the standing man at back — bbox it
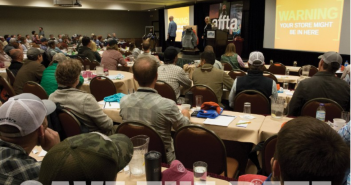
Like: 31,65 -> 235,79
192,51 -> 233,107
120,56 -> 190,164
167,16 -> 177,46
289,51 -> 350,116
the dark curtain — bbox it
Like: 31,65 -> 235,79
247,0 -> 265,53
158,9 -> 166,51
194,3 -> 210,51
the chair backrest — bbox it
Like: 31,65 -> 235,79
116,121 -> 168,163
23,81 -> 49,99
90,76 -> 117,101
268,63 -> 286,75
233,90 -> 270,114
58,109 -> 81,138
298,65 -> 319,77
6,68 -> 15,86
82,57 -> 91,70
263,71 -> 278,84
0,76 -> 16,103
90,61 -> 100,70
301,98 -> 344,122
228,70 -> 246,81
222,62 -> 233,71
154,80 -> 177,102
174,125 -> 228,176
261,135 -> 277,176
186,85 -> 218,107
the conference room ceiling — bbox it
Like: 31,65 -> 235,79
0,0 -> 222,10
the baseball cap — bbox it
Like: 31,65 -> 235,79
108,39 -> 117,46
248,51 -> 265,66
164,46 -> 180,62
0,93 -> 56,137
52,53 -> 68,63
40,38 -> 48,42
162,160 -> 194,185
38,132 -> 133,184
27,47 -> 45,57
318,51 -> 342,65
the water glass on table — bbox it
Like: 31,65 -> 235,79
243,102 -> 251,114
193,161 -> 207,182
195,95 -> 203,111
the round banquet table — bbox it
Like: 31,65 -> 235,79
79,70 -> 139,94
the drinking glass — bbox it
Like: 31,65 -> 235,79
301,65 -> 311,77
195,95 -> 203,111
283,82 -> 289,90
243,102 -> 251,114
193,161 -> 207,182
85,65 -> 90,71
341,111 -> 350,123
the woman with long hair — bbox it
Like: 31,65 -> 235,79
220,43 -> 245,70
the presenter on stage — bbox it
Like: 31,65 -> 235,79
167,16 -> 177,46
202,16 -> 212,49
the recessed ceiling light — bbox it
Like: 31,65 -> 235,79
128,10 -> 130,11
148,10 -> 150,11
155,9 -> 157,10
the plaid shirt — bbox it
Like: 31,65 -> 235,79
158,64 -> 192,99
120,87 -> 190,163
0,140 -> 41,185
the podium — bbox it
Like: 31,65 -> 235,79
206,29 -> 228,59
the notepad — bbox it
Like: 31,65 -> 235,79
203,115 -> 236,127
103,102 -> 120,109
38,150 -> 47,157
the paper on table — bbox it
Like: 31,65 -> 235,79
39,150 -> 47,157
103,102 -> 120,109
236,120 -> 250,128
240,114 -> 255,120
285,92 -> 294,96
203,115 -> 236,127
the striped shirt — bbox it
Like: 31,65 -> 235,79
0,140 -> 41,185
158,64 -> 192,99
120,87 -> 190,163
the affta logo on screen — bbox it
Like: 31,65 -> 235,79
21,180 -> 336,185
212,15 -> 239,30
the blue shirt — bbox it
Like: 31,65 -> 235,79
168,21 -> 177,37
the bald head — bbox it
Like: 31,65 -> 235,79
132,56 -> 158,87
10,49 -> 23,61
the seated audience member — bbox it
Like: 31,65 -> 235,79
16,34 -> 21,41
0,93 -> 60,185
26,35 -> 32,44
49,59 -> 114,135
120,56 -> 190,163
341,65 -> 350,84
13,48 -> 45,94
137,41 -> 161,66
57,34 -> 62,43
0,42 -> 11,68
221,43 -> 245,69
38,132 -> 133,185
89,40 -> 101,63
129,42 -> 141,61
41,53 -> 83,95
46,41 -> 58,60
4,38 -> 18,55
1,36 -> 8,47
39,38 -> 48,51
229,51 -> 277,108
97,35 -> 104,48
33,34 -> 41,44
158,46 -> 192,100
192,51 -> 233,107
203,45 -> 223,70
9,49 -> 24,76
31,31 -> 36,41
269,117 -> 349,184
101,40 -> 126,70
289,52 -> 350,116
19,37 -> 28,53
77,36 -> 97,62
